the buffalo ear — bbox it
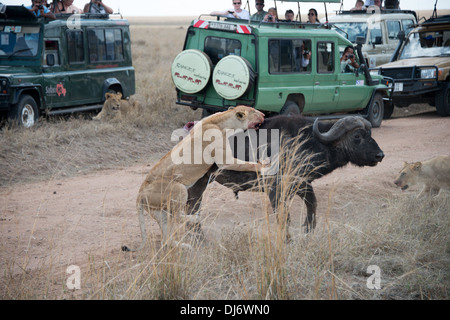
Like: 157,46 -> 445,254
412,162 -> 422,171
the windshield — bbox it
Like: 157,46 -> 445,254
0,25 -> 41,57
399,30 -> 450,59
333,22 -> 368,43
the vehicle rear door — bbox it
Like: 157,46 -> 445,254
42,38 -> 68,108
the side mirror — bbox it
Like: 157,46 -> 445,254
46,53 -> 55,66
374,36 -> 382,45
397,30 -> 405,42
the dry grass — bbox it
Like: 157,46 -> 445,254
0,20 -> 449,301
2,187 -> 447,300
0,25 -> 201,187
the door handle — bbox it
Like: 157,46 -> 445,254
315,82 -> 320,85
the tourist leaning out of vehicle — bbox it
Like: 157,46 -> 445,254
307,8 -> 320,24
250,0 -> 267,21
340,46 -> 360,73
84,0 -> 113,14
285,9 -> 295,22
27,0 -> 56,19
263,7 -> 278,23
211,1 -> 250,20
53,0 -> 82,14
351,0 -> 365,11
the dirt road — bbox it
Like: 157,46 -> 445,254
1,111 -> 449,296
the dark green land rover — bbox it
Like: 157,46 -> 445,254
0,5 -> 135,127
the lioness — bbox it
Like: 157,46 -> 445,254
93,92 -> 138,121
394,155 -> 450,197
124,106 -> 266,251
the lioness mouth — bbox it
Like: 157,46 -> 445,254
248,121 -> 262,130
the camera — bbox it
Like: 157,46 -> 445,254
303,49 -> 310,57
347,54 -> 354,59
38,5 -> 44,9
268,15 -> 273,21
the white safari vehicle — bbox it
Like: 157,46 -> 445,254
328,6 -> 417,67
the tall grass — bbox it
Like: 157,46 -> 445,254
1,182 -> 448,299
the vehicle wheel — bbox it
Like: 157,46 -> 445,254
366,93 -> 384,128
383,103 -> 394,119
280,101 -> 301,116
435,83 -> 450,116
212,55 -> 255,100
8,94 -> 39,128
172,49 -> 212,94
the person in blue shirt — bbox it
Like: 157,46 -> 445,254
27,0 -> 56,19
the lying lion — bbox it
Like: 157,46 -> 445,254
123,106 -> 266,251
93,92 -> 139,121
394,155 -> 450,197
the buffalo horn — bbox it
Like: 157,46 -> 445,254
313,116 -> 371,143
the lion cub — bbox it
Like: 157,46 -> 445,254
125,106 -> 266,251
93,92 -> 138,121
394,155 -> 450,197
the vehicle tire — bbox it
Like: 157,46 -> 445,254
435,83 -> 450,116
280,101 -> 301,116
366,93 -> 384,128
212,55 -> 255,100
8,94 -> 39,128
383,103 -> 394,119
172,49 -> 212,94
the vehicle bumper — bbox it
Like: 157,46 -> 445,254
374,65 -> 440,98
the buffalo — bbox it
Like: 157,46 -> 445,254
186,115 -> 384,239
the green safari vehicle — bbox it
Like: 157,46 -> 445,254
171,0 -> 393,127
0,5 -> 135,127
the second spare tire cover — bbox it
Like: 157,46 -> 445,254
171,49 -> 212,94
212,55 -> 255,100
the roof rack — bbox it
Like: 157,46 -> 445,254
422,14 -> 450,25
54,13 -> 111,20
197,14 -> 330,30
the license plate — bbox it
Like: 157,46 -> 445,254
394,82 -> 403,92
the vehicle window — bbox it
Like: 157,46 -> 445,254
44,40 -> 59,66
204,36 -> 241,65
317,42 -> 334,73
268,39 -> 312,74
369,23 -> 382,44
399,31 -> 450,59
67,30 -> 84,64
387,20 -> 401,39
0,25 -> 40,57
401,19 -> 415,35
333,22 -> 368,43
88,28 -> 124,63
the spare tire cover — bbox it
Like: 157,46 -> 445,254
212,55 -> 255,100
171,49 -> 212,94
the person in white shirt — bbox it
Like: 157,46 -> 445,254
211,0 -> 250,20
